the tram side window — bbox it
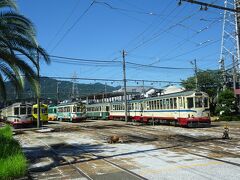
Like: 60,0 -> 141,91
183,97 -> 186,108
154,101 -> 157,110
160,100 -> 163,109
178,97 -> 182,108
162,99 -> 165,109
33,108 -> 37,114
195,97 -> 203,108
156,100 -> 160,109
20,107 -> 26,115
187,98 -> 194,108
170,99 -> 173,109
173,98 -> 177,109
166,99 -> 170,109
14,107 -> 19,115
204,97 -> 209,107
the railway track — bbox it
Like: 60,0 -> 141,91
19,134 -> 93,180
19,131 -> 147,180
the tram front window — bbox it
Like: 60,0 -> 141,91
20,107 -> 26,115
195,97 -> 203,108
42,108 -> 47,114
27,107 -> 32,115
73,106 -> 81,112
187,98 -> 194,108
14,107 -> 19,115
204,97 -> 209,108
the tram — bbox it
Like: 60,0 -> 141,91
57,102 -> 86,122
108,91 -> 211,127
32,104 -> 48,123
86,103 -> 110,120
0,103 -> 33,126
48,105 -> 58,121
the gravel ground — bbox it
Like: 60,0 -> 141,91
13,120 -> 240,180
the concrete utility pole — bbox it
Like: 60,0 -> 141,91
57,82 -> 60,103
36,50 -> 41,128
122,50 -> 128,123
232,55 -> 237,97
142,80 -> 145,95
191,59 -> 198,91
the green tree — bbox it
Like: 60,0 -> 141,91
0,0 -> 49,100
181,70 -> 222,114
216,89 -> 236,116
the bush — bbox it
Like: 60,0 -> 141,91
0,125 -> 27,179
218,116 -> 240,121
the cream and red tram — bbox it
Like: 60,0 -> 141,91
109,91 -> 210,127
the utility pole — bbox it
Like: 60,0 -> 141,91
36,50 -> 41,128
57,82 -> 60,103
142,80 -> 145,96
232,55 -> 237,97
191,59 -> 198,91
122,50 -> 128,123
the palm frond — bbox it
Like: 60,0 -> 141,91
0,0 -> 17,11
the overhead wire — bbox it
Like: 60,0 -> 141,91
40,75 -> 182,84
46,0 -> 81,51
50,1 -> 95,53
47,54 -> 193,70
124,1 -> 179,50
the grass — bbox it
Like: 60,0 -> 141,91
0,125 -> 27,179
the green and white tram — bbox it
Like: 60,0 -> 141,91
57,102 -> 86,122
86,103 -> 110,120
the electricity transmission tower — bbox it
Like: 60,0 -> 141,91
220,0 -> 240,90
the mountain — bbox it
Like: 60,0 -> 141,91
1,77 -> 120,102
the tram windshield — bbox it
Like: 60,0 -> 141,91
73,106 -> 81,112
187,96 -> 209,108
42,108 -> 47,114
14,107 -> 19,115
195,97 -> 203,108
20,107 -> 26,115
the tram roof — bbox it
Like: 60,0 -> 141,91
111,90 -> 208,104
83,92 -> 138,100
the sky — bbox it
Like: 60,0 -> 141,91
17,0 -> 224,88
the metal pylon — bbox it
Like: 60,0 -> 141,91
220,0 -> 240,89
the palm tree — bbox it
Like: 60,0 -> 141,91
0,0 -> 50,99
